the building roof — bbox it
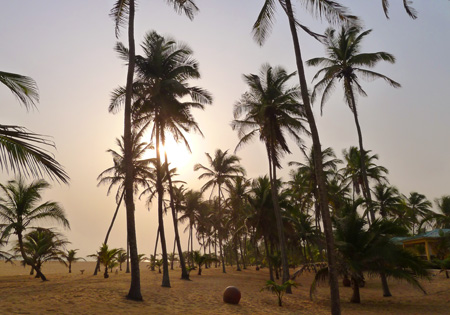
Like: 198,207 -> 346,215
396,229 -> 450,244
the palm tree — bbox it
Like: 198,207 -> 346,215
329,209 -> 428,303
15,228 -> 68,279
252,3 -> 357,312
342,147 -> 389,204
0,178 -> 69,281
178,190 -> 204,267
0,71 -> 69,184
430,196 -> 450,229
402,192 -> 433,235
307,26 -> 400,222
232,63 -> 308,288
194,149 -> 245,273
97,244 -> 121,279
109,0 -> 199,299
193,251 -> 219,275
372,183 -> 402,219
63,249 -> 86,273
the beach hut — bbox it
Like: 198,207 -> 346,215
394,229 -> 450,261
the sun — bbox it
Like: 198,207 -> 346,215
158,137 -> 191,169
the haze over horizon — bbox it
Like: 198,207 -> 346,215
1,1 -> 449,259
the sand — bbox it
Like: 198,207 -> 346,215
1,261 -> 450,314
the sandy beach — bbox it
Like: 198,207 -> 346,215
1,261 -> 450,314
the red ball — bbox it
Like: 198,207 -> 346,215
223,286 -> 241,304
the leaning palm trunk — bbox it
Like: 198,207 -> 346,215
284,0 -> 340,313
348,82 -> 392,296
267,147 -> 291,292
121,0 -> 142,300
155,123 -> 170,287
17,233 -> 47,281
163,150 -> 190,280
94,190 -> 125,275
347,83 -> 374,222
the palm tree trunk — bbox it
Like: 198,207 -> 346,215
163,150 -> 190,280
350,276 -> 361,303
347,81 -> 375,222
263,233 -> 274,281
267,146 -> 291,292
217,184 -> 226,273
380,271 -> 392,297
152,226 -> 160,271
94,190 -> 125,275
122,0 -> 142,301
155,123 -> 170,288
284,1 -> 340,313
240,237 -> 247,269
234,236 -> 241,271
126,239 -> 130,273
18,232 -> 47,281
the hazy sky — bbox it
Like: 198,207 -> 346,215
1,1 -> 449,259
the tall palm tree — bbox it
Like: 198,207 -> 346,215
372,183 -> 402,219
252,3 -> 357,312
111,30 -> 211,285
429,196 -> 450,229
0,71 -> 69,184
307,26 -> 400,222
0,178 -> 69,281
96,131 -> 153,275
63,249 -> 86,273
341,146 -> 389,203
232,63 -> 308,287
194,149 -> 245,273
109,0 -> 199,299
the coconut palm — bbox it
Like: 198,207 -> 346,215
307,26 -> 400,223
342,146 -> 389,204
109,0 -> 199,299
194,149 -> 245,273
311,207 -> 429,303
111,30 -> 211,285
428,196 -> 450,229
0,178 -> 69,281
372,183 -> 402,219
63,249 -> 85,273
96,244 -> 121,279
15,228 -> 68,279
232,63 -> 309,288
96,130 -> 153,275
252,3 -> 356,311
193,251 -> 219,275
0,71 -> 68,184
402,192 -> 433,235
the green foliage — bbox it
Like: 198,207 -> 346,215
261,280 -> 298,306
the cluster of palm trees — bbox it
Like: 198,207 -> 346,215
103,1 -> 435,312
0,0 -> 433,314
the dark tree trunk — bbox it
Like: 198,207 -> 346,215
155,123 -> 170,288
234,237 -> 241,271
152,225 -> 160,271
263,234 -> 274,281
163,150 -> 190,280
122,0 -> 142,301
126,240 -> 130,273
240,238 -> 247,269
350,277 -> 361,303
18,232 -> 47,281
380,272 -> 392,297
95,190 -> 125,276
267,148 -> 291,292
284,1 -> 341,313
347,81 -> 375,222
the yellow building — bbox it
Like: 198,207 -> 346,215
393,229 -> 450,261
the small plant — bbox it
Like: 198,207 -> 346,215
261,280 -> 297,306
